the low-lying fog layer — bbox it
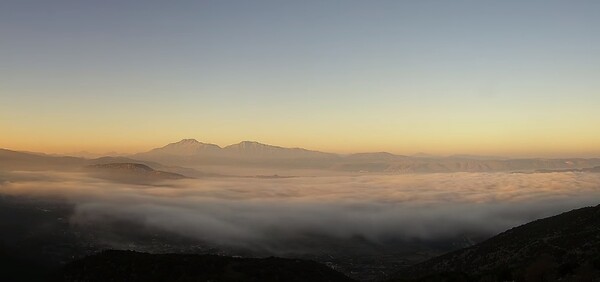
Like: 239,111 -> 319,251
1,171 -> 600,254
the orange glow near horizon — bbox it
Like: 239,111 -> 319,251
2,125 -> 599,158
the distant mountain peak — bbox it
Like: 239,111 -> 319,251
162,139 -> 221,149
224,141 -> 288,154
230,140 -> 277,148
169,139 -> 217,147
133,139 -> 222,158
177,138 -> 200,144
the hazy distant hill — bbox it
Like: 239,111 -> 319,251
88,156 -> 212,178
0,149 -> 210,177
57,250 -> 355,282
86,163 -> 188,182
532,166 -> 600,174
346,152 -> 408,161
372,158 -> 600,173
0,149 -> 85,170
387,204 -> 600,282
56,151 -> 124,159
333,156 -> 600,173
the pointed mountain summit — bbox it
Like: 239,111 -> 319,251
225,141 -> 301,154
144,139 -> 222,156
130,139 -> 224,166
224,141 -> 277,152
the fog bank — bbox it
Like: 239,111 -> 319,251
1,171 -> 599,254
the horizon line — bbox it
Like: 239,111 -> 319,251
2,138 -> 600,160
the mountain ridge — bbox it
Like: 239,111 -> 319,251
4,144 -> 600,173
386,204 -> 600,281
132,139 -> 339,167
138,139 -> 334,156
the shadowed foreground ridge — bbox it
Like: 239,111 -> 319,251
57,250 -> 355,282
387,204 -> 600,282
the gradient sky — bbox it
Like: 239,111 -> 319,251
1,0 -> 599,157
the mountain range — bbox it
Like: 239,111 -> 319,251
3,139 -> 600,173
132,139 -> 338,168
132,139 -> 600,172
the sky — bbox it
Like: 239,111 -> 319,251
1,0 -> 599,157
